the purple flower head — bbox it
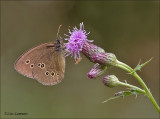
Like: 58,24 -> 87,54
82,42 -> 105,63
65,22 -> 93,60
88,63 -> 107,79
93,52 -> 117,66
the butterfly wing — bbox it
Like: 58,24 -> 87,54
33,51 -> 65,85
14,42 -> 54,78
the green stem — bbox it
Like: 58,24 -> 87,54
118,81 -> 146,94
116,60 -> 160,113
133,73 -> 160,113
116,60 -> 133,72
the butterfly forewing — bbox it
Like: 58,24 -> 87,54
14,39 -> 65,86
14,42 -> 53,78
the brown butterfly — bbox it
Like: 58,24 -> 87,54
14,26 -> 65,86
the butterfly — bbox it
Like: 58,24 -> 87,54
14,25 -> 65,86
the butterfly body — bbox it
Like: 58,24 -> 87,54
14,37 -> 65,86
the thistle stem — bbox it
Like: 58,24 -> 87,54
116,60 -> 160,113
118,81 -> 146,94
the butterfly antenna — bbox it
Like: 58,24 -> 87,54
57,24 -> 62,37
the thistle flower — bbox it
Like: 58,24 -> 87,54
102,75 -> 120,88
93,52 -> 117,66
82,42 -> 105,63
88,63 -> 107,79
65,22 -> 93,60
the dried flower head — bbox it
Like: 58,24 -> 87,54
65,22 -> 93,60
114,91 -> 124,96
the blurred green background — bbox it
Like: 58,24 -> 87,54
1,1 -> 159,118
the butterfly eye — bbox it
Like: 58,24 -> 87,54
45,71 -> 49,76
30,64 -> 34,68
40,63 -> 45,69
50,72 -> 55,77
25,59 -> 30,64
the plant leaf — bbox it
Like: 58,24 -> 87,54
102,89 -> 143,103
130,88 -> 144,95
130,58 -> 153,74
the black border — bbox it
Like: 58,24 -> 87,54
0,0 -> 159,119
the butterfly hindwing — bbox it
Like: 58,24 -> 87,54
33,51 -> 65,85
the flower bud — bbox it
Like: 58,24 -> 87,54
82,42 -> 105,62
88,63 -> 107,79
114,91 -> 124,96
93,53 -> 117,66
102,75 -> 120,88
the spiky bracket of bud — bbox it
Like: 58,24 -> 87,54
129,58 -> 153,74
102,89 -> 144,103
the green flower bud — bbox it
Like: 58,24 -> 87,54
102,75 -> 120,88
